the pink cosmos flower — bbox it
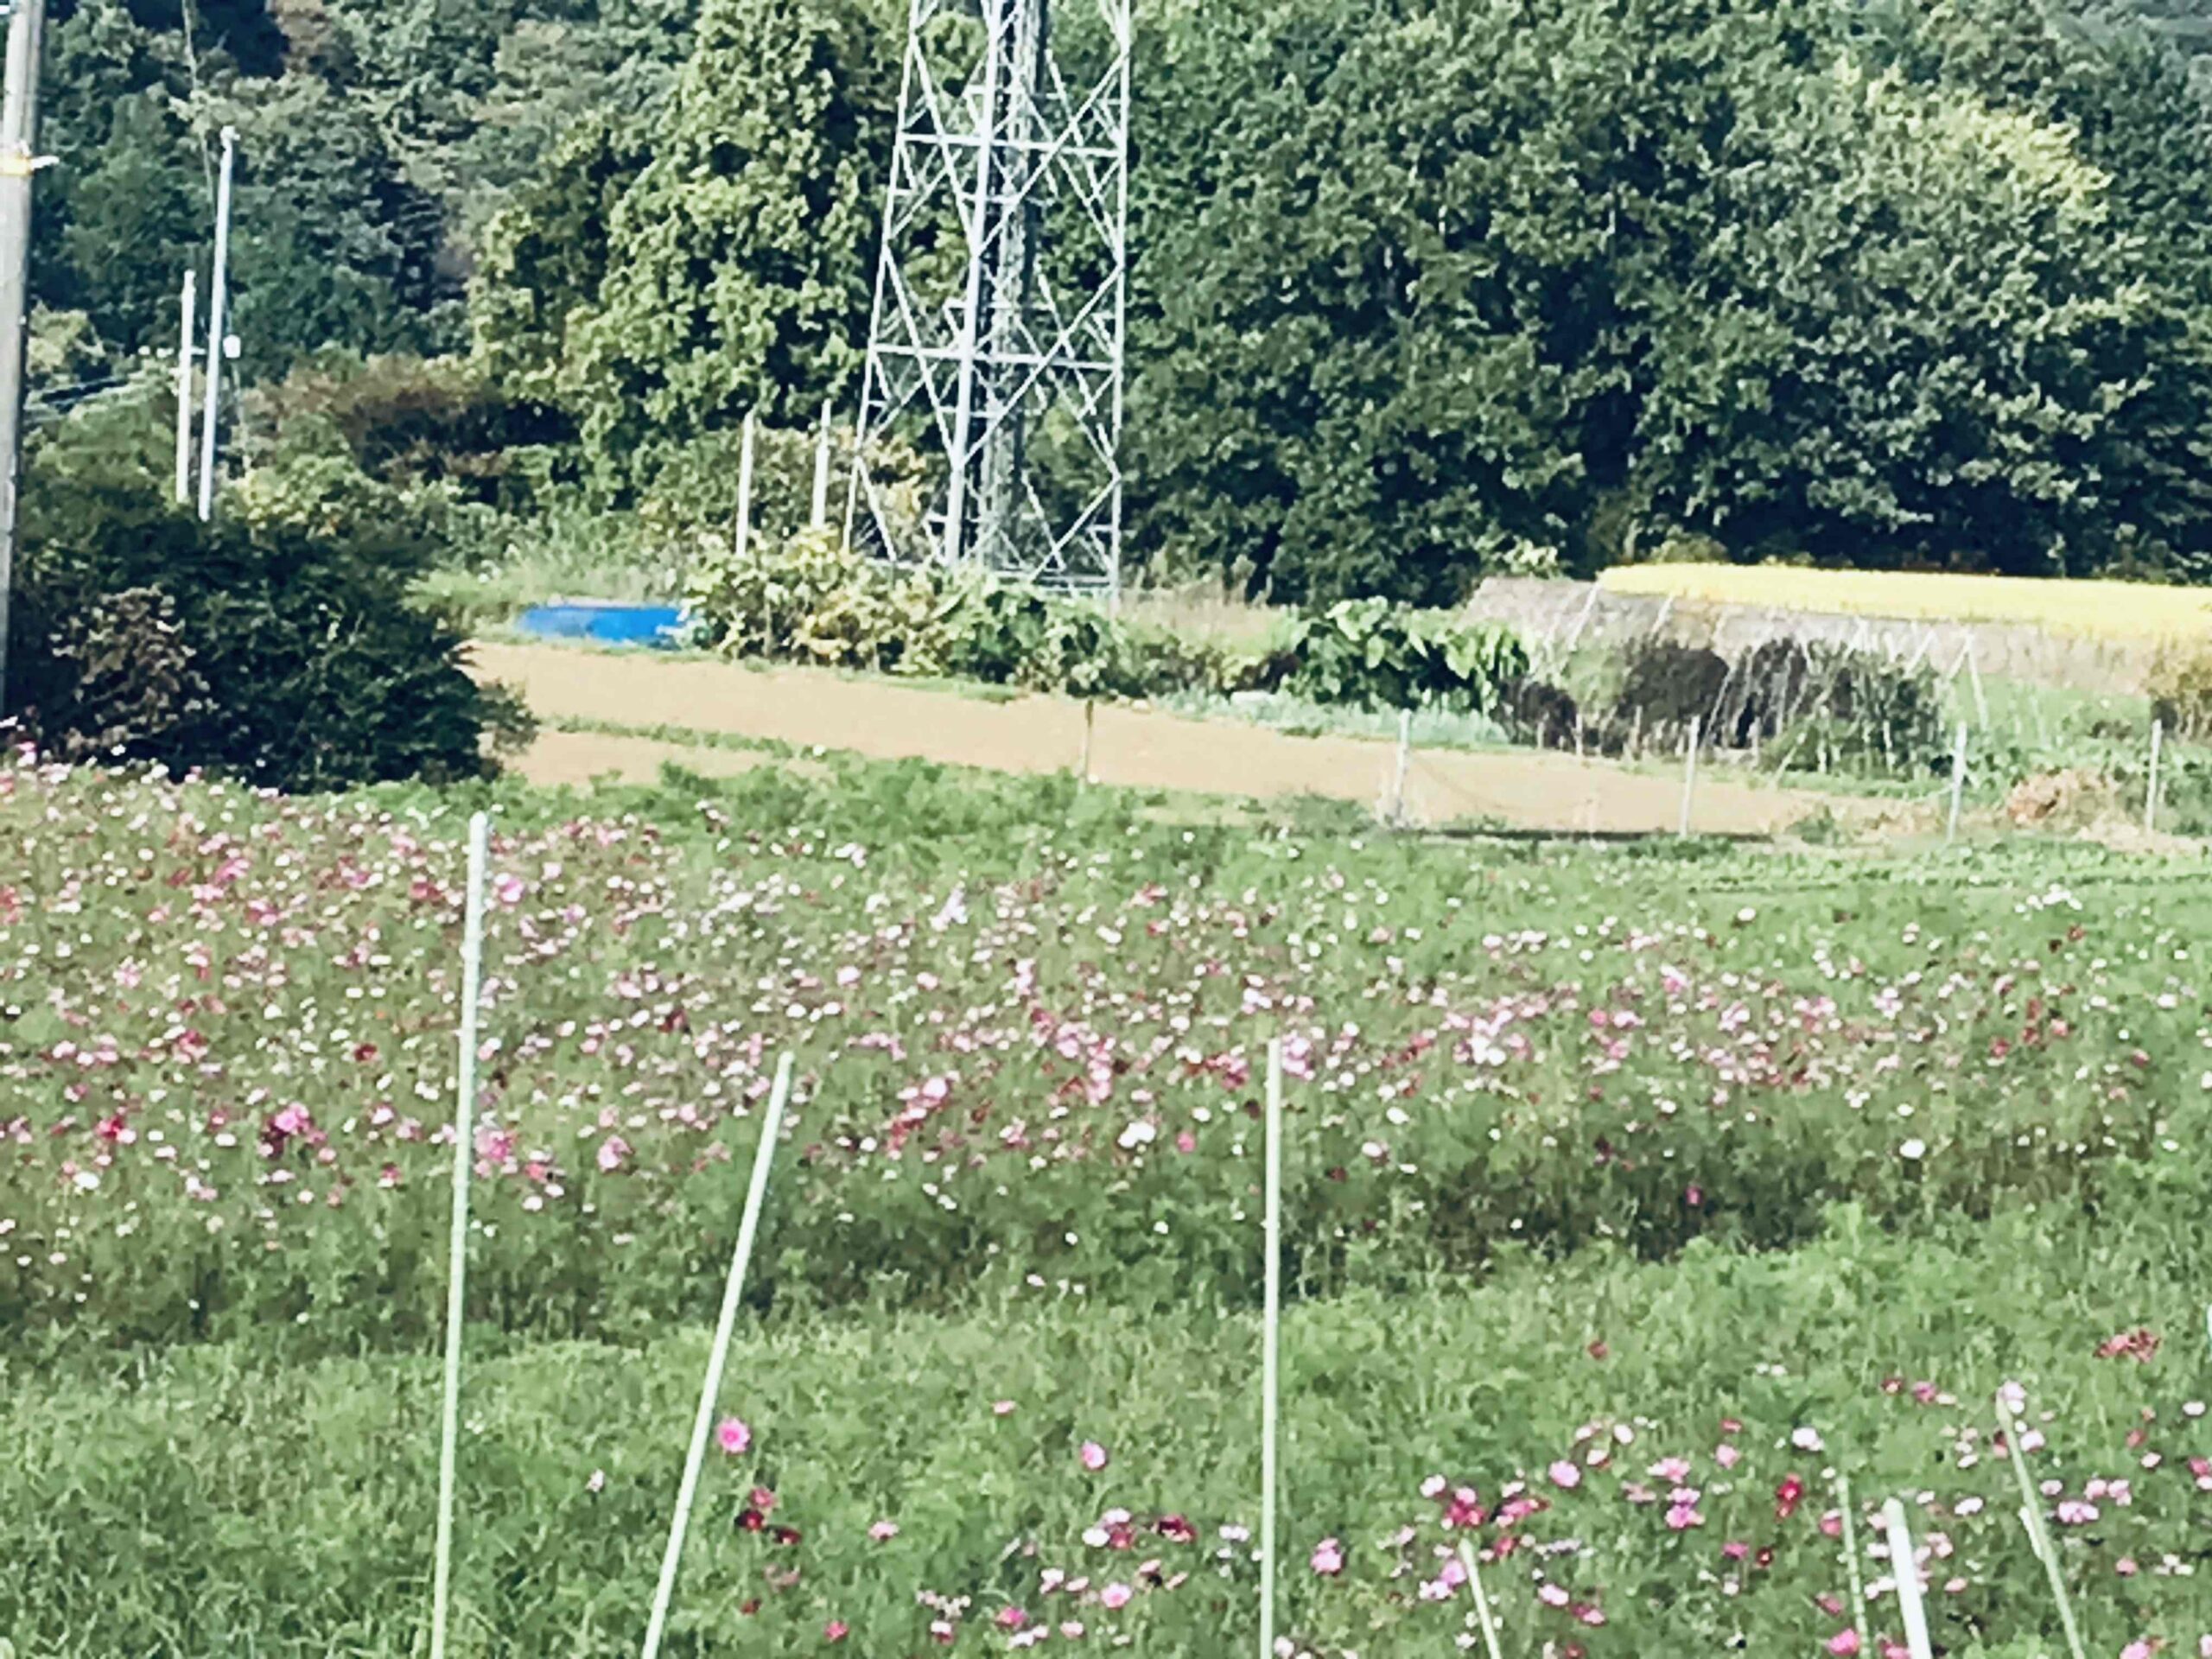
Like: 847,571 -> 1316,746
1548,1460 -> 1581,1490
1079,1440 -> 1109,1472
2121,1643 -> 2152,1659
824,1623 -> 849,1642
1826,1631 -> 1861,1657
1100,1583 -> 1132,1611
715,1417 -> 752,1455
1665,1503 -> 1704,1530
869,1520 -> 899,1541
596,1135 -> 631,1173
1310,1538 -> 1344,1575
994,1400 -> 1017,1416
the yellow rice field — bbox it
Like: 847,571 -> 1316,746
1599,563 -> 2212,643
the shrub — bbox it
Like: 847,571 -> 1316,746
1281,599 -> 1527,713
1614,637 -> 1730,738
8,401 -> 530,788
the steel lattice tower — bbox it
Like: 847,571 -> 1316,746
846,0 -> 1130,597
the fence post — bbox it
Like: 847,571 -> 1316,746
2146,717 -> 2163,834
1946,722 -> 1968,846
1677,715 -> 1700,837
1964,637 -> 1989,728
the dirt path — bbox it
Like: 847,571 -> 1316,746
476,641 -> 1834,836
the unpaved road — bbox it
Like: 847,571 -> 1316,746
475,641 -> 1833,836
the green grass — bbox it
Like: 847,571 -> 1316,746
12,1208 -> 2212,1656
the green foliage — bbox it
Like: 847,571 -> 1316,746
6,402 -> 529,789
1281,599 -> 1528,714
522,0 -> 895,493
684,535 -> 1523,708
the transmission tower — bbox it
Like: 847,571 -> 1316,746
847,0 -> 1130,597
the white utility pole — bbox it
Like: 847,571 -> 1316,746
0,0 -> 48,712
174,267 -> 197,504
195,125 -> 237,523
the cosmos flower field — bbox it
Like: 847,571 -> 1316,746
5,748 -> 2212,1656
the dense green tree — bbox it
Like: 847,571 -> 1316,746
551,0 -> 894,493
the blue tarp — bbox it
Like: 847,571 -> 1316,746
516,603 -> 686,647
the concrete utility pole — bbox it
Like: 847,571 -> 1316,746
0,0 -> 48,714
196,124 -> 236,524
174,267 -> 197,504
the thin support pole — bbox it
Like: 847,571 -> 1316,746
1996,1390 -> 2089,1659
1258,1039 -> 1284,1659
809,397 -> 832,531
734,410 -> 756,561
1836,1475 -> 1871,1650
1456,1540 -> 1504,1659
1389,709 -> 1412,828
1882,1499 -> 1934,1659
429,810 -> 492,1659
1964,637 -> 1989,728
1677,715 -> 1700,837
196,125 -> 237,523
2145,718 -> 2163,834
1078,697 -> 1095,788
640,1052 -> 796,1659
0,0 -> 46,715
1946,721 -> 1967,846
174,269 -> 197,504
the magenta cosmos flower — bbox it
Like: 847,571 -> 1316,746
716,1417 -> 752,1455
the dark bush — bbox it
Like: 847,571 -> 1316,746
1615,638 -> 1730,737
1504,678 -> 1580,749
7,403 -> 529,789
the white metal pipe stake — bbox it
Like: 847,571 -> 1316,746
1456,1540 -> 1503,1659
640,1052 -> 796,1659
1258,1038 -> 1284,1659
734,410 -> 756,561
1996,1390 -> 2089,1659
1677,715 -> 1700,837
173,268 -> 196,505
429,810 -> 491,1659
2146,718 -> 2164,834
196,126 -> 237,523
810,397 -> 833,530
1946,721 -> 1967,846
1881,1499 -> 1935,1659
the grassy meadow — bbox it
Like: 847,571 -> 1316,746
3,749 -> 2212,1656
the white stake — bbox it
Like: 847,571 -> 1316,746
1456,1540 -> 1503,1659
173,268 -> 196,505
196,126 -> 237,523
1996,1389 -> 2089,1659
734,410 -> 756,560
1836,1475 -> 1871,1649
1258,1038 -> 1284,1659
640,1052 -> 796,1659
429,810 -> 491,1659
1677,715 -> 1700,837
1078,697 -> 1095,788
1946,721 -> 1967,846
2145,718 -> 2163,834
810,398 -> 833,531
1881,1499 -> 1935,1659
